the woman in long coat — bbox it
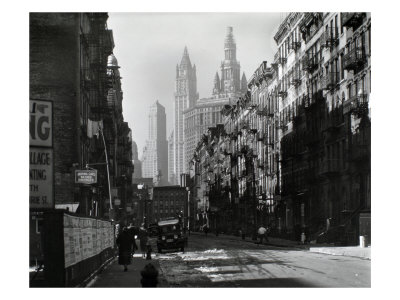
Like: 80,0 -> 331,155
116,227 -> 135,271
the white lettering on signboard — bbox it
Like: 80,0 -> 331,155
30,148 -> 53,208
75,170 -> 97,184
30,100 -> 52,147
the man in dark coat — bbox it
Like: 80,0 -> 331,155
116,227 -> 135,271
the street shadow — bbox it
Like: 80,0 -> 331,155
172,277 -> 319,288
210,277 -> 319,287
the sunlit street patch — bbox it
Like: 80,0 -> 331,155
177,249 -> 230,261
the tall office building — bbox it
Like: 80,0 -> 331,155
172,47 -> 199,184
132,140 -> 142,179
183,27 -> 247,173
167,131 -> 175,184
142,101 -> 168,185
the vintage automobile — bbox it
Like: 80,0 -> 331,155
156,218 -> 186,253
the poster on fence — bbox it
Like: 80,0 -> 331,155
63,214 -> 114,268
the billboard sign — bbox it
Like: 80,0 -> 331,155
30,100 -> 52,147
30,148 -> 53,209
75,170 -> 97,184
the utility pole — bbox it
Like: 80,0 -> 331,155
98,127 -> 113,213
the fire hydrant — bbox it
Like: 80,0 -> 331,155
140,263 -> 159,287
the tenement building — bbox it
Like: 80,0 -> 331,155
189,13 -> 371,246
30,13 -> 133,218
30,13 -> 133,265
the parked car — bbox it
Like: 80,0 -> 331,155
157,219 -> 186,253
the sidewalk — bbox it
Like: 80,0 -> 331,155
191,231 -> 371,260
86,253 -> 169,287
309,246 -> 371,259
191,231 -> 307,248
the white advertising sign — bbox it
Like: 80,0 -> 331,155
30,148 -> 53,209
30,100 -> 52,147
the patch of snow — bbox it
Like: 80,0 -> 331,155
177,249 -> 229,261
204,249 -> 225,254
195,266 -> 219,273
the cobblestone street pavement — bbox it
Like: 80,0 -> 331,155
156,234 -> 370,287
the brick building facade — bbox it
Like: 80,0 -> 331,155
189,13 -> 371,245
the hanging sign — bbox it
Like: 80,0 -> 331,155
75,170 -> 97,184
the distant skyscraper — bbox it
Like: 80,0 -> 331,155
132,140 -> 142,179
142,101 -> 168,185
183,27 -> 247,172
172,47 -> 199,184
167,130 -> 175,184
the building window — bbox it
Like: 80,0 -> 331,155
340,53 -> 344,80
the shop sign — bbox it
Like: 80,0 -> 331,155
30,100 -> 52,147
30,148 -> 53,209
75,170 -> 97,184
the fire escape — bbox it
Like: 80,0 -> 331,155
320,27 -> 339,50
343,46 -> 366,73
341,13 -> 366,31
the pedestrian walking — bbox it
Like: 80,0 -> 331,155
257,225 -> 269,245
116,227 -> 135,272
138,224 -> 148,258
127,223 -> 138,253
204,225 -> 209,237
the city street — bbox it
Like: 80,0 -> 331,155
28,12 -> 372,289
89,233 -> 370,288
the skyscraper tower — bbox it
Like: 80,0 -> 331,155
220,26 -> 242,94
142,101 -> 168,185
172,47 -> 199,184
183,27 -> 247,175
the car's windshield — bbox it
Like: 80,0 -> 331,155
160,224 -> 180,233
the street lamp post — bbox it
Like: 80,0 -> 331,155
98,127 -> 113,215
186,187 -> 190,232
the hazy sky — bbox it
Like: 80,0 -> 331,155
107,13 -> 285,155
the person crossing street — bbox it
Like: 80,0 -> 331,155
257,225 -> 269,245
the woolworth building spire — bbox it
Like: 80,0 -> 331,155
172,46 -> 199,184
